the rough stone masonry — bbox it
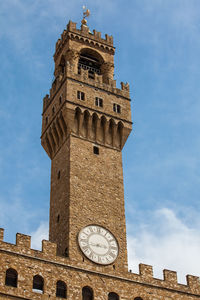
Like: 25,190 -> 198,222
0,20 -> 200,300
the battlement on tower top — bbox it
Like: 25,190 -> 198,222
54,20 -> 114,60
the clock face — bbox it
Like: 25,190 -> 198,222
78,225 -> 119,265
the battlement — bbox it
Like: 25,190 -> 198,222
1,228 -> 200,295
54,20 -> 114,60
0,228 -> 58,260
130,264 -> 200,294
43,67 -> 130,113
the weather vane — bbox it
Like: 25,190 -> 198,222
82,5 -> 90,26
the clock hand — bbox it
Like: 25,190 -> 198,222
89,242 -> 108,249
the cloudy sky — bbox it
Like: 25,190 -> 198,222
1,0 -> 200,284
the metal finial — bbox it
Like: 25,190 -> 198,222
82,6 -> 90,26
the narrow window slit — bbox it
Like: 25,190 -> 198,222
93,146 -> 99,155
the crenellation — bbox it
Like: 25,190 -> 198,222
0,229 -> 4,241
106,78 -> 116,88
42,69 -> 130,119
54,20 -> 114,60
121,82 -> 130,92
55,38 -> 61,52
81,24 -> 90,34
186,275 -> 200,292
105,34 -> 113,44
163,269 -> 178,285
61,29 -> 67,40
66,20 -> 113,46
66,67 -> 130,99
0,229 -> 200,297
42,240 -> 57,258
93,30 -> 101,40
139,264 -> 153,280
16,233 -> 31,250
67,20 -> 77,32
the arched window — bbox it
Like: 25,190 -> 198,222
56,280 -> 67,298
108,292 -> 119,300
5,268 -> 18,287
82,286 -> 93,300
33,275 -> 44,293
78,49 -> 103,79
134,298 -> 143,300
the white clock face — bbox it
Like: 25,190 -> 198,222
78,225 -> 119,265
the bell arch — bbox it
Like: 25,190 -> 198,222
78,48 -> 104,79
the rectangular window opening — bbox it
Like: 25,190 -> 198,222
95,97 -> 103,108
77,91 -> 85,101
93,146 -> 99,155
113,103 -> 121,113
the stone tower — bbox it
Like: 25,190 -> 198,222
1,18 -> 200,300
41,20 -> 132,273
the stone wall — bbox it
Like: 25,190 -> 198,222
0,230 -> 200,299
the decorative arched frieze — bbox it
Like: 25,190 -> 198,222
59,112 -> 68,136
115,121 -> 124,149
71,106 -> 125,150
49,127 -> 56,153
52,123 -> 60,147
91,113 -> 98,141
56,117 -> 64,141
45,133 -> 52,158
82,110 -> 90,138
73,107 -> 82,135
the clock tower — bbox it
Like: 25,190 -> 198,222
41,20 -> 132,274
1,13 -> 200,300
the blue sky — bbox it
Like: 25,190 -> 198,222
1,0 -> 200,283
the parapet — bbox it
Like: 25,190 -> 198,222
127,263 -> 200,293
139,263 -> 153,279
0,229 -> 58,260
138,264 -> 179,286
48,66 -> 129,99
0,229 -> 200,294
54,20 -> 114,60
16,233 -> 31,249
43,67 -> 130,114
67,20 -> 113,45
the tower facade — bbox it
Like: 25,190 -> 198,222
41,20 -> 132,273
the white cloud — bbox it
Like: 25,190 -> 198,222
31,222 -> 49,250
127,208 -> 200,283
